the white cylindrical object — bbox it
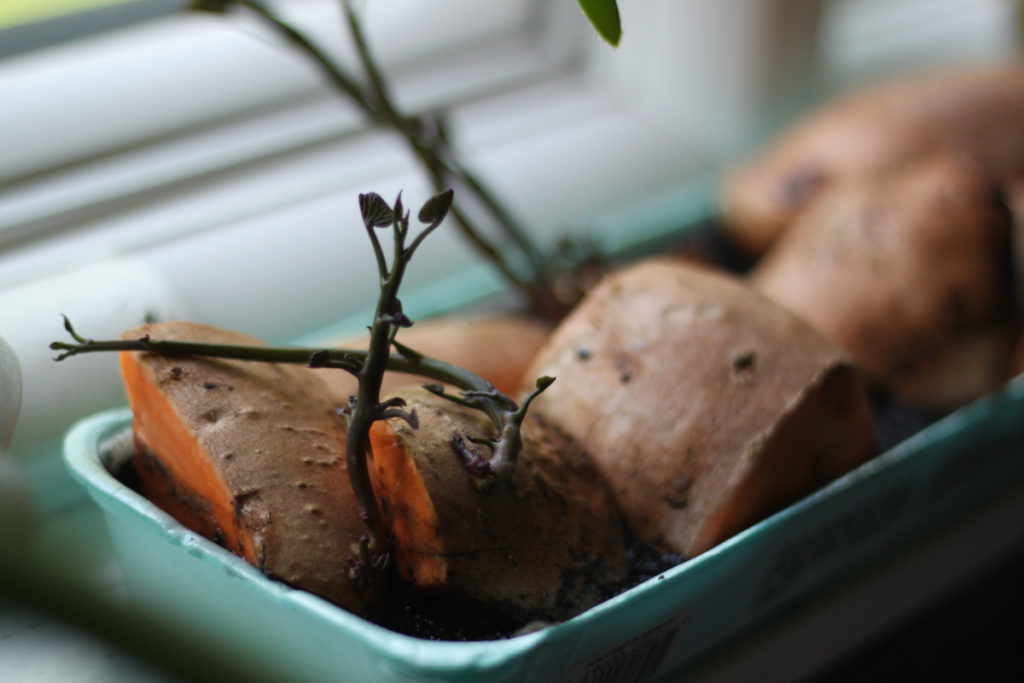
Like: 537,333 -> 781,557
1,257 -> 191,461
591,0 -> 826,157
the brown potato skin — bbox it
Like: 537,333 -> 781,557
1004,177 -> 1024,379
319,313 -> 551,404
520,259 -> 876,557
370,387 -> 628,622
751,156 -> 1015,411
721,66 -> 1024,255
1008,177 -> 1024,325
121,322 -> 368,615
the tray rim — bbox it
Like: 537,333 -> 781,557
62,372 -> 1024,676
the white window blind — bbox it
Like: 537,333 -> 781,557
822,0 -> 1020,84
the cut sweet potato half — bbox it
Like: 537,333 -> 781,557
521,259 -> 877,557
751,155 -> 1015,411
721,66 -> 1024,255
369,387 -> 628,622
120,322 -> 369,615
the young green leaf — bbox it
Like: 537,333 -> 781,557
577,0 -> 622,47
359,192 -> 394,228
418,189 -> 455,226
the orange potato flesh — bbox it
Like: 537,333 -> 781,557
122,349 -> 250,562
368,420 -> 446,588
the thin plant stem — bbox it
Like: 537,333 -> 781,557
52,323 -> 504,411
52,192 -> 554,563
225,1 -> 567,318
338,1 -> 553,288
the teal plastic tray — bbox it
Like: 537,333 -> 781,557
64,373 -> 1024,682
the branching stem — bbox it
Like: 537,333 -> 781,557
52,323 -> 502,395
214,0 -> 567,319
52,191 -> 553,578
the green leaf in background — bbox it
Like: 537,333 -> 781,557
0,0 -> 131,29
577,0 -> 621,47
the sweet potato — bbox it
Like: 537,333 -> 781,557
1009,177 -> 1024,317
720,66 -> 1024,255
1013,337 -> 1024,379
520,259 -> 876,557
751,155 -> 1015,411
368,387 -> 628,621
1007,178 -> 1024,379
120,322 -> 369,615
318,313 -> 551,404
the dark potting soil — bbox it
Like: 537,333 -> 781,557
373,537 -> 688,641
